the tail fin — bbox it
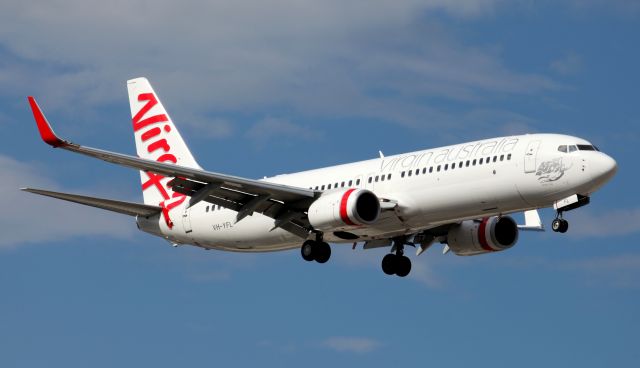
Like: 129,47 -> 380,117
127,77 -> 201,206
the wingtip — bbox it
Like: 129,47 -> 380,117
27,96 -> 65,148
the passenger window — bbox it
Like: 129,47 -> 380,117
437,165 -> 441,172
415,169 -> 419,175
315,186 -> 319,190
451,163 -> 455,170
558,145 -> 567,153
356,179 -> 361,185
408,170 -> 412,177
328,184 -> 332,189
375,176 -> 379,182
466,160 -> 470,167
493,156 -> 497,162
444,164 -> 449,171
500,155 -> 504,161
507,154 -> 512,160
380,175 -> 385,182
479,158 -> 483,164
206,206 -> 209,212
321,185 -> 325,190
388,174 -> 392,180
401,171 -> 405,178
368,177 -> 372,183
341,181 -> 345,187
335,183 -> 338,188
429,167 -> 433,173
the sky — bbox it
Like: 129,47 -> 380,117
1,0 -> 639,366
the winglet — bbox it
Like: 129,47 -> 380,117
27,96 -> 66,147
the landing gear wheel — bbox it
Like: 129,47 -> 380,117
301,240 -> 316,261
300,240 -> 331,263
382,254 -> 396,275
552,218 -> 569,233
315,242 -> 331,264
396,256 -> 412,277
552,219 -> 562,232
558,219 -> 569,233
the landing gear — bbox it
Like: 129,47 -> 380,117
381,241 -> 412,277
552,213 -> 569,233
300,239 -> 331,263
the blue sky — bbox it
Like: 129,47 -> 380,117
1,1 -> 639,366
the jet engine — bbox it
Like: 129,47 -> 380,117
307,189 -> 380,231
447,216 -> 519,256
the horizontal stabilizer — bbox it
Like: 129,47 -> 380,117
21,188 -> 161,217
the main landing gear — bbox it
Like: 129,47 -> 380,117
381,241 -> 412,277
301,238 -> 331,263
552,212 -> 569,233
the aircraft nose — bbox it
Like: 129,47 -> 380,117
594,153 -> 618,184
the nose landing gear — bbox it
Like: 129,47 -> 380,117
552,213 -> 569,233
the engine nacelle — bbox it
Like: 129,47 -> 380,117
307,189 -> 380,231
447,216 -> 519,256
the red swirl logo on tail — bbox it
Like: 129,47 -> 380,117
134,93 -> 186,228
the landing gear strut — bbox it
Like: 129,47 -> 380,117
301,235 -> 331,263
381,240 -> 412,277
552,212 -> 569,233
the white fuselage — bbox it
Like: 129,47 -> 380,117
137,133 -> 617,252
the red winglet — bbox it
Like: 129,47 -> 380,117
27,96 -> 65,148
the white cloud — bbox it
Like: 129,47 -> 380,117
322,336 -> 382,354
0,154 -> 135,248
563,254 -> 640,272
246,117 -> 323,144
550,52 -> 583,75
0,0 -> 556,135
568,207 -> 640,238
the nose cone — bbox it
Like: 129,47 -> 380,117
593,153 -> 618,186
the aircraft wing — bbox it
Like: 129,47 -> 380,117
21,188 -> 162,217
27,97 -> 317,238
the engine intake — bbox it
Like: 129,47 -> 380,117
447,216 -> 519,256
308,189 -> 380,231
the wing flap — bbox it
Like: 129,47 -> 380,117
21,188 -> 162,217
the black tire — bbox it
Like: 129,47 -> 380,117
315,242 -> 331,264
559,219 -> 569,233
396,256 -> 412,277
381,254 -> 396,275
301,240 -> 316,261
552,219 -> 562,232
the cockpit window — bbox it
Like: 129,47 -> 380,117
568,145 -> 577,153
577,144 -> 598,151
558,145 -> 567,153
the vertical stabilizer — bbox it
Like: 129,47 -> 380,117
127,77 -> 201,218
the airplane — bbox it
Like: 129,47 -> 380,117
23,77 -> 618,277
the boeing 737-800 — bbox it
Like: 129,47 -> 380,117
23,78 -> 617,277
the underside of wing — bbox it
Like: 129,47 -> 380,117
21,188 -> 162,217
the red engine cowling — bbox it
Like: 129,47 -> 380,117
307,189 -> 380,231
447,216 -> 519,256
